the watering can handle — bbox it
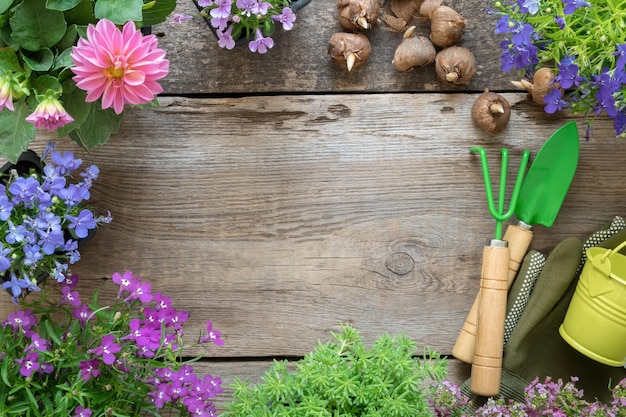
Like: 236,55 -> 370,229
451,225 -> 531,364
601,239 -> 626,262
470,242 -> 509,396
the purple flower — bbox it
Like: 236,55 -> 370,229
148,382 -> 172,409
199,321 -> 225,346
615,44 -> 626,69
73,304 -> 92,327
6,220 -> 27,244
562,0 -> 590,15
217,25 -> 236,50
1,272 -> 31,301
544,88 -> 569,114
198,0 -> 213,6
518,0 -> 540,14
25,333 -> 50,352
125,278 -> 153,303
249,29 -> 274,54
74,406 -> 92,417
554,15 -> 566,29
88,334 -> 122,365
112,270 -> 138,297
3,309 -> 36,332
66,209 -> 96,238
0,194 -> 13,221
555,55 -> 584,89
236,0 -> 259,15
210,0 -> 232,19
61,285 -> 81,307
272,7 -> 296,30
122,318 -> 161,351
18,352 -> 40,377
500,23 -> 539,72
0,246 -> 12,273
50,151 -> 81,176
614,113 -> 626,137
79,358 -> 101,382
22,244 -> 43,266
8,177 -> 40,206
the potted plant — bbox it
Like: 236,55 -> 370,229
0,0 -> 175,163
488,0 -> 625,138
0,270 -> 225,416
186,0 -> 312,53
0,144 -> 110,303
222,323 -> 449,416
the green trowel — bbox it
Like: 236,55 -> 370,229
503,121 -> 580,281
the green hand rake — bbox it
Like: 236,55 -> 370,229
453,147 -> 530,397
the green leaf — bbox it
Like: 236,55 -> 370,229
67,102 -> 123,149
94,0 -> 143,25
20,48 -> 54,72
34,74 -> 62,94
0,46 -> 23,73
55,23 -> 78,52
46,0 -> 83,11
0,0 -> 12,14
53,47 -> 74,71
62,0 -> 96,26
0,353 -> 10,387
10,0 -> 67,52
0,100 -> 37,163
140,0 -> 176,26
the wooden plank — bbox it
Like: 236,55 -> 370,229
2,93 -> 625,359
189,358 -> 471,413
157,0 -> 516,94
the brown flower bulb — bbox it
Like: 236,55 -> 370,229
511,67 -> 560,105
328,32 -> 372,72
429,6 -> 466,48
471,88 -> 511,134
393,28 -> 436,72
337,0 -> 380,31
435,46 -> 477,86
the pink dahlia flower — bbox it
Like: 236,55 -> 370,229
70,19 -> 169,115
25,97 -> 74,130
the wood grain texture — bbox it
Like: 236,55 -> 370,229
2,93 -> 625,361
157,0 -> 515,95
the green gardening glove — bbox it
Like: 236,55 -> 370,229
464,216 -> 626,405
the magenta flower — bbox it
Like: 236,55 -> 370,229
79,358 -> 101,382
199,321 -> 225,346
70,19 -> 169,115
60,285 -> 82,307
24,97 -> 74,130
88,334 -> 122,365
112,270 -> 139,297
74,406 -> 93,417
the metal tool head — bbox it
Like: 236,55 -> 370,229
470,147 -> 530,240
515,121 -> 579,228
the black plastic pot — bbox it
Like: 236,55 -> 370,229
193,0 -> 312,48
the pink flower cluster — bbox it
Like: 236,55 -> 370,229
0,19 -> 168,131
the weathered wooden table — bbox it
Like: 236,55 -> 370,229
3,0 -> 626,411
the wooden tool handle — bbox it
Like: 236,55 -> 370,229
470,244 -> 510,396
503,223 -> 534,282
452,224 -> 533,364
